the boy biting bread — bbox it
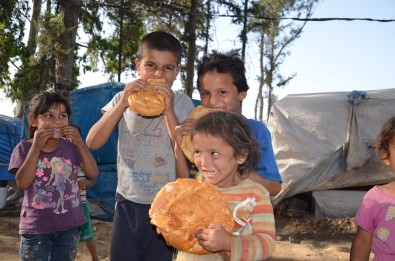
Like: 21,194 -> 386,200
86,31 -> 194,261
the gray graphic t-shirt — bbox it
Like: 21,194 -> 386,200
103,91 -> 194,204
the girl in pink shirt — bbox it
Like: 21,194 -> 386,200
351,116 -> 395,261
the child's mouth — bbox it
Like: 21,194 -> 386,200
52,127 -> 62,138
203,170 -> 218,178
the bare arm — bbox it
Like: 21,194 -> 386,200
86,101 -> 126,150
350,227 -> 372,261
62,125 -> 98,180
247,171 -> 281,196
78,178 -> 96,189
174,120 -> 194,178
86,79 -> 149,150
157,82 -> 179,148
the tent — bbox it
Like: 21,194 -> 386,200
268,88 -> 395,216
0,114 -> 22,181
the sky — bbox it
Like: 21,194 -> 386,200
1,0 -> 395,119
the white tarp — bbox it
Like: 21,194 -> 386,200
312,190 -> 367,218
268,89 -> 395,206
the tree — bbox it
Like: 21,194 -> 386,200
55,0 -> 81,92
0,0 -> 29,94
82,0 -> 145,82
251,0 -> 318,121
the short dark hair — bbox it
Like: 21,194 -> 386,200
191,111 -> 259,175
28,91 -> 71,138
375,116 -> 395,160
196,50 -> 249,93
138,31 -> 182,64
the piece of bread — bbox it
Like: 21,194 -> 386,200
149,178 -> 234,255
181,105 -> 219,162
128,79 -> 166,116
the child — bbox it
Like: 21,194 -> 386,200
86,31 -> 195,260
8,91 -> 98,260
350,116 -> 395,260
77,165 -> 99,261
70,123 -> 99,261
175,50 -> 282,196
175,110 -> 276,260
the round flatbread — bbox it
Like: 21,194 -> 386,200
181,105 -> 219,162
149,178 -> 234,254
128,79 -> 166,116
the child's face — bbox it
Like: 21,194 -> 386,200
382,142 -> 395,172
135,49 -> 180,87
193,133 -> 247,188
30,103 -> 69,139
199,71 -> 247,114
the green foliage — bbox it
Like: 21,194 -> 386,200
0,0 -> 29,93
1,0 -> 317,116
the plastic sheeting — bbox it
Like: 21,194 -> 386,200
70,82 -> 124,164
313,190 -> 366,218
268,89 -> 395,206
70,82 -> 124,217
0,114 -> 22,180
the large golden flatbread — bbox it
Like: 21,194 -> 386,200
149,178 -> 234,254
181,105 -> 219,162
128,79 -> 166,116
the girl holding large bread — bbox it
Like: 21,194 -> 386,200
175,111 -> 276,260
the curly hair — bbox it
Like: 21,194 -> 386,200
375,116 -> 395,160
191,111 -> 259,175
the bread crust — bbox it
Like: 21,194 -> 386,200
128,79 -> 166,116
149,178 -> 234,254
181,105 -> 219,162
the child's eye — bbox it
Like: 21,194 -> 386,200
60,113 -> 68,119
164,66 -> 175,72
212,151 -> 219,157
200,91 -> 209,97
193,150 -> 201,156
219,90 -> 228,95
145,63 -> 155,69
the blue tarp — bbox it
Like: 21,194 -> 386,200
70,82 -> 124,218
0,114 -> 22,180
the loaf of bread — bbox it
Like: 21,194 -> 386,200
149,178 -> 234,254
128,79 -> 166,116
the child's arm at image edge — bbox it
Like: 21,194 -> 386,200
350,227 -> 372,260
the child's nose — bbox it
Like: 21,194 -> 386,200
154,68 -> 164,77
209,95 -> 218,106
200,154 -> 210,166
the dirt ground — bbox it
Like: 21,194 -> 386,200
0,199 -> 373,261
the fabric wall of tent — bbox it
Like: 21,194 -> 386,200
0,114 -> 22,181
69,82 -> 124,218
268,89 -> 395,217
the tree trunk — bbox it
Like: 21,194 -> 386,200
240,0 -> 248,62
15,0 -> 43,118
27,0 -> 41,56
258,31 -> 265,122
203,0 -> 211,57
56,0 -> 81,93
117,0 -> 124,82
185,0 -> 198,97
